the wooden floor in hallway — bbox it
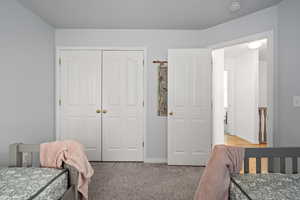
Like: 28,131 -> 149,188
225,134 -> 267,148
225,134 -> 268,173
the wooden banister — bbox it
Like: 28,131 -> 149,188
258,107 -> 267,144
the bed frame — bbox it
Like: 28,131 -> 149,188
244,147 -> 300,174
9,143 -> 79,200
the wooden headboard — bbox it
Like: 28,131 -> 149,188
244,147 -> 300,174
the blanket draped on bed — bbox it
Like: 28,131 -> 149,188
40,140 -> 94,200
194,145 -> 245,200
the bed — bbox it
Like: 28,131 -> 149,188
0,143 -> 79,200
0,167 -> 68,200
229,147 -> 300,200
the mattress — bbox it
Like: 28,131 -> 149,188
230,173 -> 300,200
0,167 -> 68,200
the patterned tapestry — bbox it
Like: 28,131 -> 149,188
158,64 -> 168,116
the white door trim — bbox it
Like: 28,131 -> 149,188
55,46 -> 147,161
209,30 -> 275,147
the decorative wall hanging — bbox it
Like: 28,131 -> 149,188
157,62 -> 168,116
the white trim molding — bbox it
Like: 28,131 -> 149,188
144,158 -> 167,164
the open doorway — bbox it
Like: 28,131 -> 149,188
212,35 -> 272,148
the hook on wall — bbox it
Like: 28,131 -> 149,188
153,60 -> 168,64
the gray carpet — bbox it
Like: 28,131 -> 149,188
89,162 -> 204,200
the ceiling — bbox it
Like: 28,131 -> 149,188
17,0 -> 282,29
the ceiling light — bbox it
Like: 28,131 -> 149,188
230,1 -> 241,12
247,39 -> 267,49
248,41 -> 262,49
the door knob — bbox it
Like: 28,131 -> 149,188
96,109 -> 101,113
102,109 -> 108,114
169,112 -> 174,116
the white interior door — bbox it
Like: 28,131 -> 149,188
60,50 -> 102,161
168,49 -> 212,166
226,67 -> 236,135
102,51 -> 144,161
234,49 -> 259,144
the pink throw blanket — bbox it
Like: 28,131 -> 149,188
194,145 -> 245,200
40,140 -> 94,200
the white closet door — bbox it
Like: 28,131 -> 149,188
60,50 -> 102,161
102,51 -> 144,161
168,49 -> 212,166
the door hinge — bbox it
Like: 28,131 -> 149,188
142,59 -> 145,66
59,57 -> 62,65
59,99 -> 62,106
142,142 -> 144,147
142,101 -> 144,107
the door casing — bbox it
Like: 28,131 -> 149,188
210,30 -> 275,147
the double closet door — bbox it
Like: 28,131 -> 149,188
59,50 -> 144,161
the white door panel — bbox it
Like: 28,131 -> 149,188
227,68 -> 235,134
234,50 -> 259,144
60,50 -> 102,161
102,51 -> 144,161
168,49 -> 212,166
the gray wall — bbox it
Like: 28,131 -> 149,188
0,0 -> 55,166
56,6 -> 278,161
1,0 -> 298,165
277,0 -> 300,146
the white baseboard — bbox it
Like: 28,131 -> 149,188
144,158 -> 167,163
